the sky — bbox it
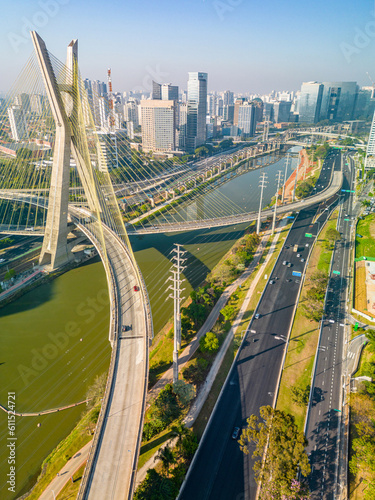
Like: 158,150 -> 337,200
0,0 -> 374,94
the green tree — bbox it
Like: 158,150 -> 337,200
290,384 -> 310,407
86,373 -> 107,408
172,380 -> 195,406
365,329 -> 375,352
4,269 -> 15,281
171,422 -> 189,454
220,304 -> 236,322
155,445 -> 176,475
182,358 -> 208,385
325,227 -> 341,244
151,384 -> 181,426
239,406 -> 310,499
134,469 -> 175,500
199,331 -> 219,353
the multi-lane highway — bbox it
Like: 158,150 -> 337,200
179,151 -> 342,500
305,153 -> 356,499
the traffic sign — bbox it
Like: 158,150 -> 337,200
354,322 -> 359,331
344,218 -> 350,221
286,216 -> 295,219
333,270 -> 341,275
333,409 -> 342,412
305,233 -> 313,238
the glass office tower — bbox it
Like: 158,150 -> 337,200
298,82 -> 323,124
186,72 -> 208,152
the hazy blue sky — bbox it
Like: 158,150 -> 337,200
0,0 -> 374,93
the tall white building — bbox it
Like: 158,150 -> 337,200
8,106 -> 29,142
186,72 -> 208,152
141,100 -> 176,153
365,109 -> 375,170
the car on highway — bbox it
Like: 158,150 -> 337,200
282,261 -> 287,265
301,258 -> 305,262
287,262 -> 292,268
0,258 -> 6,263
133,285 -> 139,291
297,253 -> 301,258
231,427 -> 240,440
269,280 -> 274,284
255,313 -> 261,319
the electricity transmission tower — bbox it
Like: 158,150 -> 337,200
272,170 -> 283,234
257,173 -> 268,234
281,153 -> 290,204
168,244 -> 187,383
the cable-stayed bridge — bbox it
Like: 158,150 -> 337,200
0,32 -> 344,499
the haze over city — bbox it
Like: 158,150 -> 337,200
0,0 -> 374,93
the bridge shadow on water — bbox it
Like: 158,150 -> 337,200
130,224 -> 247,290
0,255 -> 101,318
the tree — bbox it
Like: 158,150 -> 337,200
365,329 -> 375,352
86,373 -> 107,408
290,384 -> 310,407
239,406 -> 311,499
155,445 -> 176,475
220,304 -> 236,322
325,227 -> 341,244
171,422 -> 189,454
182,358 -> 208,385
4,269 -> 15,281
151,384 -> 181,425
134,469 -> 174,500
172,380 -> 195,407
199,331 -> 219,353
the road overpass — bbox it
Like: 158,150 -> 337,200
126,169 -> 343,234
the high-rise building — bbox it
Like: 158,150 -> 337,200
30,94 -> 43,115
152,81 -> 179,101
237,102 -> 257,136
141,99 -> 176,153
8,106 -> 29,142
178,102 -> 188,150
365,110 -> 375,170
355,88 -> 375,120
124,98 -> 139,127
186,72 -> 208,152
233,98 -> 258,136
223,104 -> 234,122
274,101 -> 292,123
320,82 -> 358,122
223,90 -> 234,106
298,82 -> 323,124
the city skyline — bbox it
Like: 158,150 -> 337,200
0,0 -> 373,93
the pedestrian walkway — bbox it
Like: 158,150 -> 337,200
38,441 -> 92,500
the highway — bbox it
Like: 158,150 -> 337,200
305,153 -> 356,499
179,152 -> 342,500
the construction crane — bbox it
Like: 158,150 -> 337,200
107,68 -> 116,132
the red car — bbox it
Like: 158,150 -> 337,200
133,285 -> 139,292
